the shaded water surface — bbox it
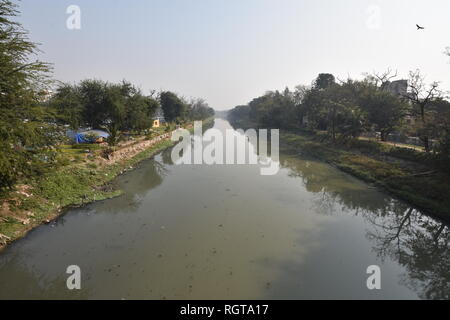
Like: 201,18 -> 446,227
0,119 -> 448,299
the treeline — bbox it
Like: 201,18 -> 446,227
0,0 -> 53,190
0,1 -> 213,191
228,72 -> 450,159
50,80 -> 214,142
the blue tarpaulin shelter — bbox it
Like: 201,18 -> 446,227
67,129 -> 110,144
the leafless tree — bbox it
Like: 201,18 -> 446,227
293,85 -> 308,105
371,68 -> 398,89
403,69 -> 442,152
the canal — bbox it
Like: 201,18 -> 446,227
0,118 -> 448,299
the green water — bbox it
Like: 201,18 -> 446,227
0,118 -> 448,299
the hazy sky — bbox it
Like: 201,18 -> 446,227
18,0 -> 450,110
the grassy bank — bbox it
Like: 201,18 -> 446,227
280,131 -> 450,222
0,118 -> 214,249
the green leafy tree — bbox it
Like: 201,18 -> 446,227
50,83 -> 83,129
124,93 -> 159,132
301,74 -> 339,131
51,80 -> 159,134
0,0 -> 54,190
435,115 -> 450,172
101,83 -> 126,145
227,105 -> 251,127
160,91 -> 187,123
313,73 -> 336,90
348,80 -> 408,141
187,98 -> 214,120
302,81 -> 356,140
79,79 -> 109,129
119,81 -> 159,133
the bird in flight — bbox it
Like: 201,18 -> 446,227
416,24 -> 425,30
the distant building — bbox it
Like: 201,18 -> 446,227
152,118 -> 162,128
152,107 -> 166,128
382,80 -> 408,97
381,79 -> 416,125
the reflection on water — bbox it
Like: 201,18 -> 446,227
279,155 -> 449,300
0,118 -> 448,300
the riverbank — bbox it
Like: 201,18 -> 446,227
0,119 -> 213,250
228,117 -> 450,222
279,131 -> 450,222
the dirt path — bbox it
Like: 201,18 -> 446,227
358,137 -> 425,152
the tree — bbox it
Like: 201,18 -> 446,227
246,90 -> 296,129
51,80 -> 160,134
301,87 -> 324,130
160,91 -> 187,123
404,70 -> 442,152
435,120 -> 450,170
293,85 -> 309,126
302,79 -> 366,140
119,81 -> 159,133
227,105 -> 251,127
0,0 -> 54,190
51,83 -> 84,129
430,105 -> 450,171
359,84 -> 408,141
101,83 -> 126,145
313,73 -> 335,90
124,93 -> 159,132
79,79 -> 109,129
302,74 -> 346,136
187,98 -> 214,120
368,68 -> 398,90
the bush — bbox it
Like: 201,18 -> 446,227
56,155 -> 71,167
87,162 -> 98,169
435,126 -> 450,173
101,147 -> 114,160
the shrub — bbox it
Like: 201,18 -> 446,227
101,147 -> 114,160
435,126 -> 450,173
87,162 -> 98,169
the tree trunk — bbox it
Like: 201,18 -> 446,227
420,104 -> 430,153
331,107 -> 336,142
423,136 -> 430,153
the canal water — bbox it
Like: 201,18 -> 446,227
0,118 -> 448,299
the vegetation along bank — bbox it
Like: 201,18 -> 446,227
227,72 -> 450,222
0,118 -> 213,250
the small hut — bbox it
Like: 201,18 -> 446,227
152,116 -> 166,128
